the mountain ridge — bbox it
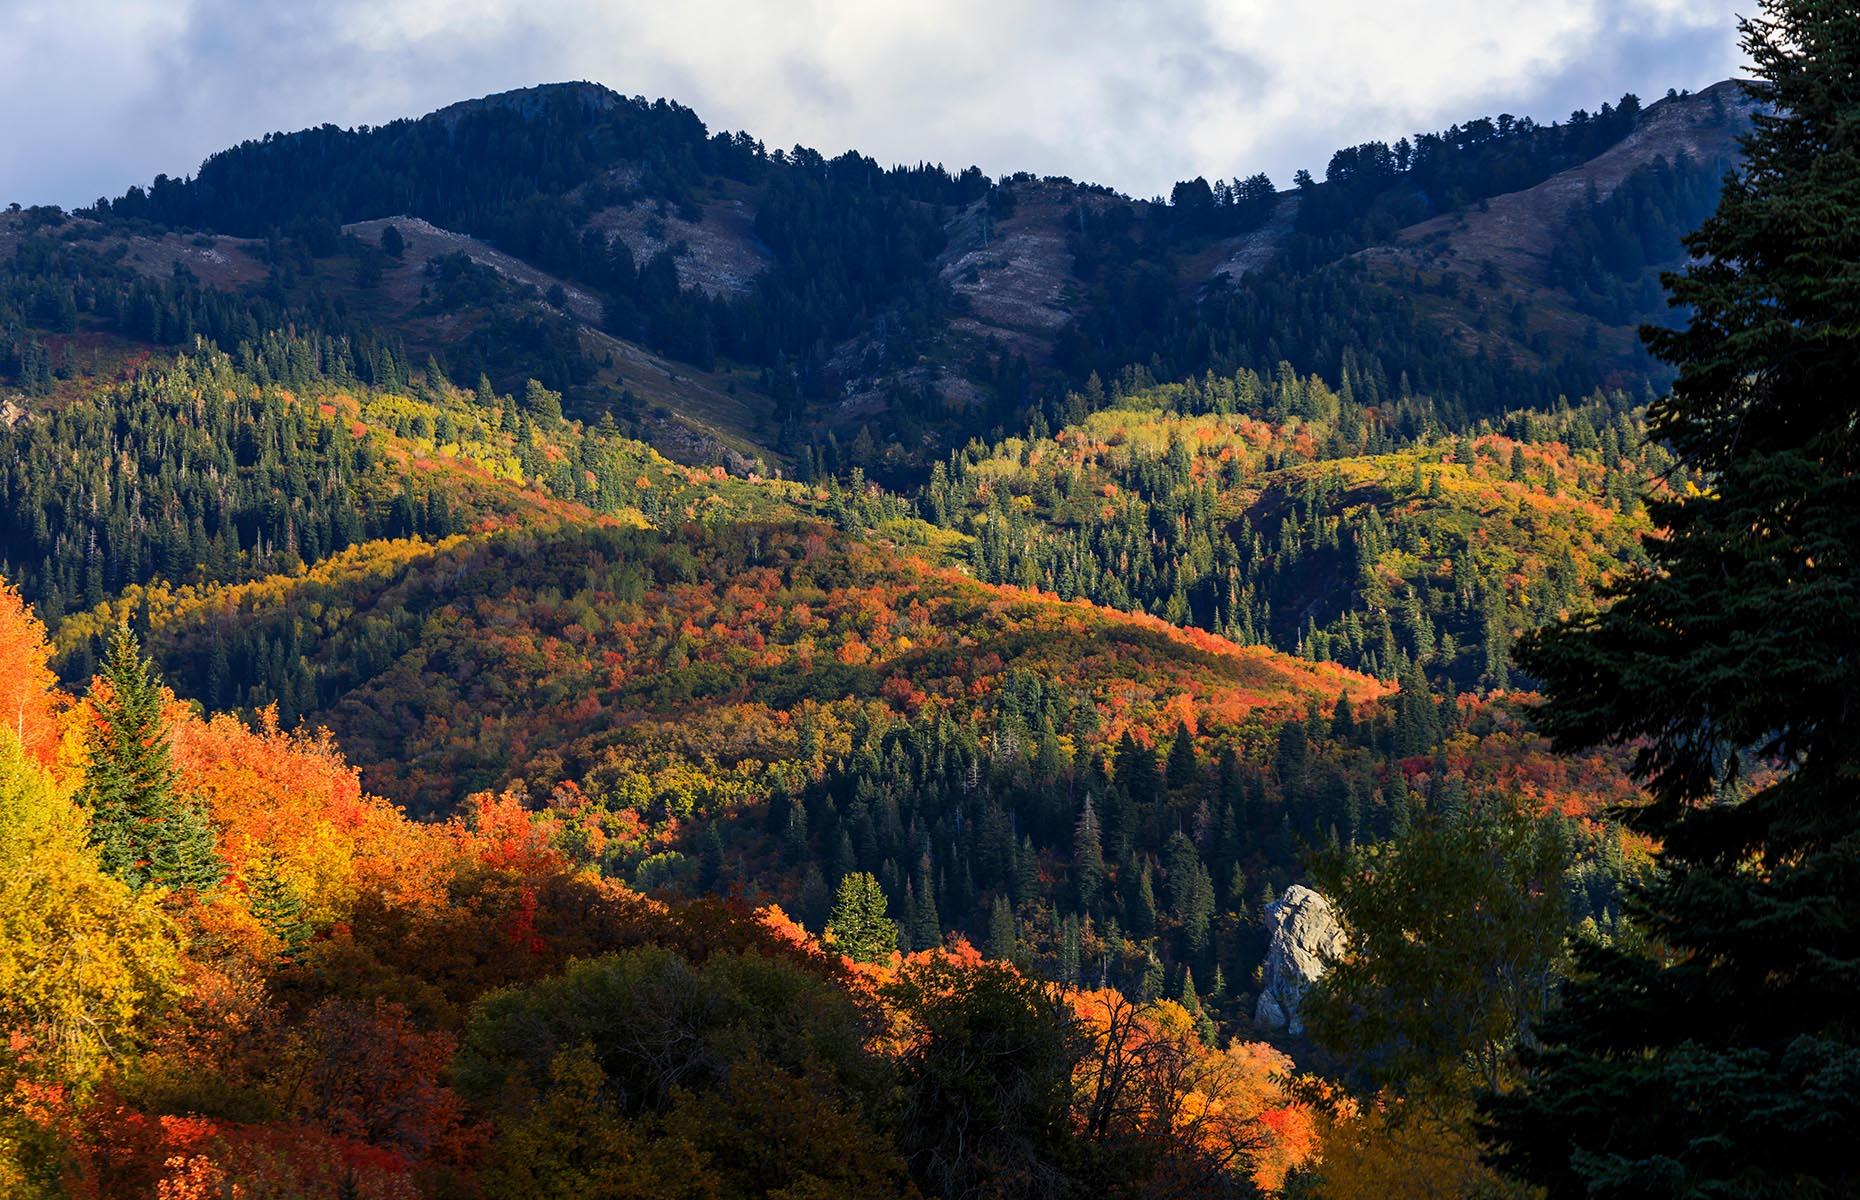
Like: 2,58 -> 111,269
7,76 -> 1752,479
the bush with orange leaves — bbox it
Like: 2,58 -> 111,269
879,942 -> 1318,1199
1068,989 -> 1318,1196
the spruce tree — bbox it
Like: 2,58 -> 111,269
1164,721 -> 1198,792
1486,6 -> 1860,1194
245,848 -> 309,954
1180,968 -> 1216,1045
987,893 -> 1017,962
83,623 -> 221,891
1059,913 -> 1082,985
1126,859 -> 1158,939
1072,796 -> 1106,912
1139,953 -> 1165,1003
911,870 -> 943,952
828,871 -> 898,964
148,798 -> 225,893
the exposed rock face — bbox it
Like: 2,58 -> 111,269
1254,884 -> 1345,1036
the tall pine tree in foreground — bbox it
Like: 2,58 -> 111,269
1485,4 -> 1860,1195
82,622 -> 223,892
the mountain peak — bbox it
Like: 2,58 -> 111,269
423,80 -> 630,126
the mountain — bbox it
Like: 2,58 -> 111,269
0,73 -> 1689,992
1353,79 -> 1758,380
4,79 -> 1751,479
0,70 -> 1749,1200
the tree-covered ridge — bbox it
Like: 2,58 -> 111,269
69,519 -> 1379,812
0,580 -> 1325,1198
99,85 -> 757,237
1546,148 -> 1733,324
85,82 -> 985,422
924,367 -> 1662,689
0,343 -> 812,634
43,511 -> 1645,1034
1045,90 -> 1751,450
8,78 -> 1739,481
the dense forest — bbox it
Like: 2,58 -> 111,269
0,340 -> 804,630
1,3 -> 1854,1196
0,74 -> 1743,475
923,365 -> 1663,689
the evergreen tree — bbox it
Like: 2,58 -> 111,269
911,870 -> 943,952
1481,584 -> 1510,690
1487,8 -> 1860,1194
1139,953 -> 1165,1003
82,623 -> 222,891
1072,796 -> 1106,912
987,893 -> 1017,962
1163,831 -> 1214,959
1164,721 -> 1198,792
799,863 -> 830,929
245,848 -> 309,954
1330,693 -> 1356,739
827,871 -> 897,964
1179,968 -> 1216,1045
148,799 -> 225,894
1059,913 -> 1082,986
1126,859 -> 1158,939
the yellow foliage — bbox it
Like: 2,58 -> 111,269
1309,1090 -> 1536,1200
0,734 -> 184,1093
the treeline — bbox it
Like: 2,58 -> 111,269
90,83 -> 990,419
0,220 -> 597,397
97,88 -> 758,237
1053,238 -> 1617,426
1036,93 -> 1697,445
58,79 -> 1693,463
0,349 -> 463,626
1291,94 -> 1644,263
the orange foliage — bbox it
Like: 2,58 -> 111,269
1070,989 -> 1319,1193
452,787 -> 565,876
174,708 -> 455,918
0,577 -> 64,767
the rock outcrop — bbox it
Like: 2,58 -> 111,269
1254,884 -> 1345,1036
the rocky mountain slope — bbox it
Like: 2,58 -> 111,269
3,78 -> 1753,479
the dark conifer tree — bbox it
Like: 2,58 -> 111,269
1165,721 -> 1198,792
987,893 -> 1017,962
82,623 -> 222,891
147,798 -> 225,894
244,849 -> 309,955
1073,796 -> 1106,913
1486,6 -> 1860,1194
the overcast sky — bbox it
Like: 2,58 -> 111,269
2,0 -> 1746,209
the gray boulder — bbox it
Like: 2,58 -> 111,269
1254,884 -> 1345,1036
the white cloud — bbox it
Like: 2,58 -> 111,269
0,0 -> 1744,208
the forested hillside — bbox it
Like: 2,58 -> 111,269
3,76 -> 1752,479
2,11 -> 1848,1194
0,316 -> 1652,1195
7,331 -> 1646,1114
924,365 -> 1665,689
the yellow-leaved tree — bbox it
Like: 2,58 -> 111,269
0,580 -> 184,1197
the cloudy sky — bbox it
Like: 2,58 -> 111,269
3,0 -> 1746,209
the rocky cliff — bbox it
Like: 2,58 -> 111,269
1255,884 -> 1346,1036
